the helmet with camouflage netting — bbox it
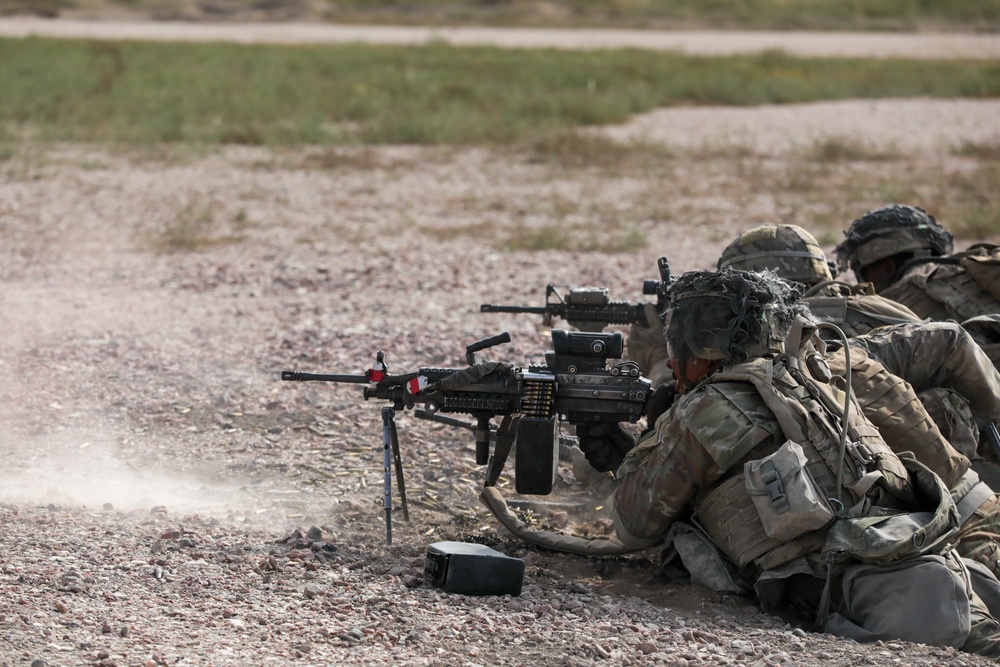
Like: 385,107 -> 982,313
834,205 -> 954,281
717,224 -> 833,286
664,268 -> 809,365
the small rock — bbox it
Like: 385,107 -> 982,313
730,639 -> 754,654
637,641 -> 657,654
303,583 -> 326,599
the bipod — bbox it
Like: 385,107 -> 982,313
380,405 -> 410,545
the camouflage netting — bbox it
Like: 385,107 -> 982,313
835,205 -> 955,278
664,268 -> 808,365
717,224 -> 832,286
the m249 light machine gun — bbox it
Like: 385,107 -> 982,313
281,330 -> 651,544
480,257 -> 674,332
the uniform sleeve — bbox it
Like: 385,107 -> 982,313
855,321 -> 1000,425
611,385 -> 777,550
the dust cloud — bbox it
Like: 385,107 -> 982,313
0,429 -> 255,516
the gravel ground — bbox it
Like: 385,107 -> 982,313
2,95 -> 1000,666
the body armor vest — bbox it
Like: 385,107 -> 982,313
692,343 -> 918,572
883,246 -> 1000,324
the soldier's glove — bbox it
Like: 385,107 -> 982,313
575,422 -> 637,473
641,384 -> 676,437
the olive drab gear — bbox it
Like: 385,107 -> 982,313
964,314 -> 1000,370
801,280 -> 923,338
824,342 -> 971,489
835,204 -> 955,282
718,224 -> 833,286
871,245 -> 1000,370
690,341 -> 922,573
874,248 -> 1000,326
964,245 -> 1000,302
834,208 -> 1000,359
919,387 -> 981,461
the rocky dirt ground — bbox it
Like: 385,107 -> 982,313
3,90 -> 1000,667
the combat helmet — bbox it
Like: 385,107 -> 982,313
717,224 -> 833,286
664,268 -> 808,366
834,205 -> 954,282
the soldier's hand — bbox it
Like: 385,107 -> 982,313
575,422 -> 637,473
644,384 -> 677,429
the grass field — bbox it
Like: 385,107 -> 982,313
5,0 -> 1000,31
2,38 -> 1000,146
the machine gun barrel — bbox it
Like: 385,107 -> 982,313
280,330 -> 650,535
281,371 -> 370,383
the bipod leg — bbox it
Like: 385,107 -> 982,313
381,406 -> 396,545
390,414 -> 409,522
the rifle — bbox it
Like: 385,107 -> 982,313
480,256 -> 674,332
281,329 -> 651,543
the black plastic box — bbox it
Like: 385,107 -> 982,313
424,541 -> 525,596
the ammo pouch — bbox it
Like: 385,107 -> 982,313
961,244 -> 1000,302
824,551 -> 972,648
745,440 -> 837,542
918,387 -> 980,460
822,456 -> 960,566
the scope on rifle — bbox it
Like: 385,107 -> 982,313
550,329 -> 623,359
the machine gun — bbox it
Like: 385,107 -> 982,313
281,329 -> 651,543
480,257 -> 674,332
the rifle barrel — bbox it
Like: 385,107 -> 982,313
480,304 -> 548,315
281,371 -> 370,383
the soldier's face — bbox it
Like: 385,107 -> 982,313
668,356 -> 723,393
857,257 -> 898,289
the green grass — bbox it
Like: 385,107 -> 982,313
315,0 -> 1000,31
15,0 -> 1000,31
2,37 -> 1000,147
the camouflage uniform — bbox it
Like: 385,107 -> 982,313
611,269 -> 1000,654
719,225 -> 1000,508
838,321 -> 1000,578
834,205 -> 1000,367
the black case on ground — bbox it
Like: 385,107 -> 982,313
424,541 -> 525,596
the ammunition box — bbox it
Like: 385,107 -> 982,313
424,541 -> 525,596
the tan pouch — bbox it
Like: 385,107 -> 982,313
962,247 -> 1000,302
744,440 -> 837,541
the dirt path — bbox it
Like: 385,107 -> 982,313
1,16 -> 999,58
